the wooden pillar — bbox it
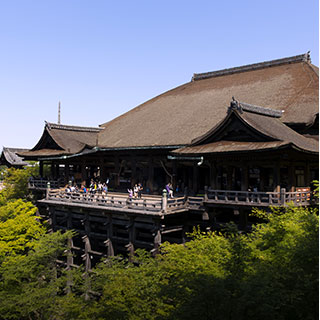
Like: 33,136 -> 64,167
126,216 -> 135,261
172,161 -> 177,189
147,157 -> 154,193
39,161 -> 44,178
131,157 -> 137,186
114,156 -> 120,188
227,166 -> 233,190
193,163 -> 199,194
209,161 -> 217,189
99,159 -> 105,181
84,212 -> 90,235
274,163 -> 280,192
81,160 -> 87,183
50,162 -> 55,179
152,221 -> 162,256
82,235 -> 92,301
241,164 -> 249,191
55,163 -> 60,179
104,215 -> 114,257
65,164 -> 70,183
288,164 -> 295,192
66,236 -> 74,294
305,162 -> 310,186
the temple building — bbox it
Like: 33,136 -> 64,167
0,147 -> 29,168
21,52 -> 319,194
16,53 -> 319,262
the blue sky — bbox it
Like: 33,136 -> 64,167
0,0 -> 318,148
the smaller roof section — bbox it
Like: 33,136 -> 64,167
0,147 -> 29,167
19,122 -> 102,160
173,98 -> 319,155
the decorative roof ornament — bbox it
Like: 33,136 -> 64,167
228,97 -> 243,113
228,97 -> 283,118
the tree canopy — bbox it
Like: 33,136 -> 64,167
0,169 -> 318,319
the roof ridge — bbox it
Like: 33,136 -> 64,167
192,52 -> 311,81
46,122 -> 103,133
228,98 -> 283,118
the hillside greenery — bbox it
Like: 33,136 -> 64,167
0,168 -> 318,320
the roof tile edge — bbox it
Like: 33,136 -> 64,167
192,52 -> 311,81
46,122 -> 103,133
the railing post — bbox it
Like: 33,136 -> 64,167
280,188 -> 286,205
46,181 -> 51,199
204,186 -> 208,201
162,189 -> 167,212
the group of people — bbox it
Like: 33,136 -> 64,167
64,179 -> 109,195
128,183 -> 143,199
63,179 -> 176,199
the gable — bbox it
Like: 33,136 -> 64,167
192,111 -> 277,146
31,129 -> 63,151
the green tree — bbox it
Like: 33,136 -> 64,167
0,167 -> 37,205
0,199 -> 45,262
77,205 -> 318,320
0,231 -> 74,320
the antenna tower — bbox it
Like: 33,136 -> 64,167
58,101 -> 61,124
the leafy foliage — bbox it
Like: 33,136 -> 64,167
75,205 -> 318,320
0,170 -> 317,320
0,167 -> 37,204
0,199 -> 45,262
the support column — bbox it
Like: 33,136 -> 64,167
193,163 -> 199,194
65,163 -> 70,183
81,160 -> 87,183
227,166 -> 233,190
82,235 -> 92,301
126,216 -> 135,262
241,164 -> 249,191
274,163 -> 280,192
114,156 -> 120,188
288,164 -> 295,192
99,158 -> 105,182
210,161 -> 217,189
305,162 -> 310,186
172,160 -> 177,190
55,163 -> 59,180
152,221 -> 162,256
131,157 -> 137,187
104,215 -> 114,257
147,157 -> 154,193
39,161 -> 44,178
50,162 -> 55,179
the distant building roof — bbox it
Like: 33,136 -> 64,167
20,122 -> 102,159
0,147 -> 29,167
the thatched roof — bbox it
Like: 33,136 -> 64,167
97,53 -> 318,148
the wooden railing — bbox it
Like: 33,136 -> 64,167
28,178 -> 64,190
45,189 -> 184,213
205,188 -> 313,207
43,187 -> 314,215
